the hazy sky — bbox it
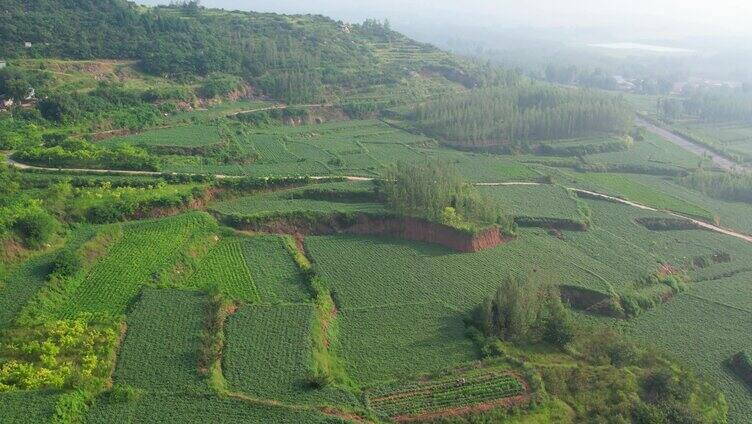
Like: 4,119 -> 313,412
139,0 -> 752,38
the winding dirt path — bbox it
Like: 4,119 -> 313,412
4,155 -> 751,244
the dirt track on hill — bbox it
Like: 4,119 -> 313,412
4,155 -> 752,244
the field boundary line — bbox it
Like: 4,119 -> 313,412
683,293 -> 752,314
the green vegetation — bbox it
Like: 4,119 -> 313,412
113,288 -> 205,392
239,235 -> 311,303
3,1 -> 752,422
180,236 -> 261,303
338,302 -> 478,385
683,170 -> 752,204
474,276 -> 574,347
469,279 -> 727,424
0,318 -> 118,392
381,160 -> 513,233
367,371 -> 525,418
479,184 -> 590,229
412,85 -> 632,147
21,213 -> 217,320
14,140 -> 160,172
224,304 -> 355,405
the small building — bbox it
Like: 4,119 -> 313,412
24,42 -> 32,48
0,60 -> 6,69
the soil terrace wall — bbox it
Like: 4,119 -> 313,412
219,212 -> 505,253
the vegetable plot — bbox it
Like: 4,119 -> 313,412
367,371 -> 526,418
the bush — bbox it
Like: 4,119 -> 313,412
12,209 -> 59,248
51,249 -> 83,279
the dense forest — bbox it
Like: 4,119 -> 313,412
412,85 -> 632,147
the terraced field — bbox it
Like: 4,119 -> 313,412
48,213 -> 216,318
240,235 -> 311,303
367,371 -> 526,419
103,124 -> 223,148
224,304 -> 356,406
478,184 -> 585,225
113,288 -> 206,392
181,236 -> 261,302
338,302 -> 478,385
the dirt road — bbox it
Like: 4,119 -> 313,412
635,117 -> 747,172
5,155 -> 751,244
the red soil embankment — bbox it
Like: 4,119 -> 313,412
346,216 -> 504,253
226,213 -> 505,253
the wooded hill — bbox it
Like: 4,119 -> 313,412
0,0 -> 514,103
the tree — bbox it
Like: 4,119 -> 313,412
475,276 -> 567,344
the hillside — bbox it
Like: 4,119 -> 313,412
1,2 -> 751,424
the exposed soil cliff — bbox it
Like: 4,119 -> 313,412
220,212 -> 505,253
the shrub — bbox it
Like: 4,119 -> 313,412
51,249 -> 83,279
12,209 -> 59,248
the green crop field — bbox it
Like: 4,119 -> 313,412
86,392 -> 338,424
114,288 -> 206,392
619,294 -> 752,422
224,304 -> 356,406
137,118 -> 541,181
104,124 -> 223,148
43,213 -> 217,319
565,171 -> 714,220
210,196 -> 385,217
0,253 -> 57,328
338,303 -> 478,385
479,184 -> 584,223
0,391 -> 60,424
240,235 -> 311,303
4,3 -> 752,422
677,122 -> 752,163
306,233 -> 630,313
583,132 -> 704,170
367,371 -> 525,418
181,236 -> 261,302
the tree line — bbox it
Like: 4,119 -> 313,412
412,85 -> 632,148
658,88 -> 752,123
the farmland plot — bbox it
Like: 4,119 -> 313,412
86,392 -> 338,424
566,171 -> 714,220
0,226 -> 101,327
338,303 -> 478,385
114,288 -> 206,392
210,195 -> 385,217
103,124 -> 222,148
478,184 -> 583,223
367,371 -> 525,419
0,253 -> 57,328
224,304 -> 356,406
182,236 -> 261,302
582,132 -> 704,170
54,212 -> 217,318
620,295 -> 752,423
306,234 -> 626,313
0,391 -> 60,424
240,235 -> 311,303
